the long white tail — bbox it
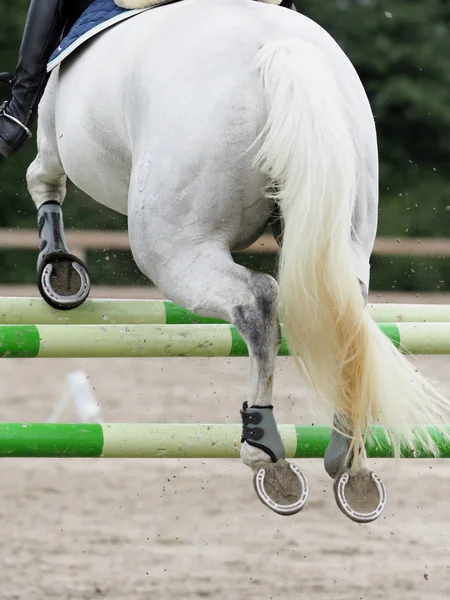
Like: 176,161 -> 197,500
254,39 -> 449,468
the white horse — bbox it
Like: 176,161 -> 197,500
27,0 -> 450,523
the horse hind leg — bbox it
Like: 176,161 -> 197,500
322,278 -> 387,524
271,198 -> 382,520
26,83 -> 90,310
132,240 -> 309,516
235,278 -> 309,516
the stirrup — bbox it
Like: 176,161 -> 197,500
0,101 -> 32,139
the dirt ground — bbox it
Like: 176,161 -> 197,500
2,292 -> 450,599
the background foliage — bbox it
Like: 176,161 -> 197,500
0,0 -> 448,290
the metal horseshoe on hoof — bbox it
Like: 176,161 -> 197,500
333,469 -> 387,524
37,251 -> 91,310
36,201 -> 91,310
253,459 -> 309,516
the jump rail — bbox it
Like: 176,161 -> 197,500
0,322 -> 449,357
1,423 -> 449,458
1,297 -> 450,325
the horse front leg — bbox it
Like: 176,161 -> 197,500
26,87 -> 90,310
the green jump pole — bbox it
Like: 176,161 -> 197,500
0,322 -> 448,358
1,297 -> 450,325
0,423 -> 449,459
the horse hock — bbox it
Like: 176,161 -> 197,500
37,201 -> 91,310
240,402 -> 309,516
324,420 -> 387,523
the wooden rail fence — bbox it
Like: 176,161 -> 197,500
1,229 -> 450,262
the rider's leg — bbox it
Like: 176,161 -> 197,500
0,0 -> 93,158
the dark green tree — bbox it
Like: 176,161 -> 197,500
295,0 -> 450,237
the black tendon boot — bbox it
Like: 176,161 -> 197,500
0,0 -> 66,158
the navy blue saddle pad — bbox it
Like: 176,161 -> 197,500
48,0 -> 151,71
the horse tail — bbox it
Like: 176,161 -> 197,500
254,39 -> 449,468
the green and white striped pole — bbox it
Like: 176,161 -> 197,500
0,322 -> 449,357
1,297 -> 450,325
0,423 -> 449,459
0,297 -> 220,326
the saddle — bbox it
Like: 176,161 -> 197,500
48,0 -> 295,71
115,0 -> 289,8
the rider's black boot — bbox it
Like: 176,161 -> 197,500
0,0 -> 66,158
0,0 -> 93,158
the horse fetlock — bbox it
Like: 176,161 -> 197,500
324,416 -> 387,523
36,201 -> 91,310
240,401 -> 285,463
37,201 -> 68,264
240,440 -> 272,469
240,402 -> 310,517
324,427 -> 352,479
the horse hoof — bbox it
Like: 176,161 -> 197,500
37,252 -> 91,310
333,469 -> 387,523
253,459 -> 309,516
